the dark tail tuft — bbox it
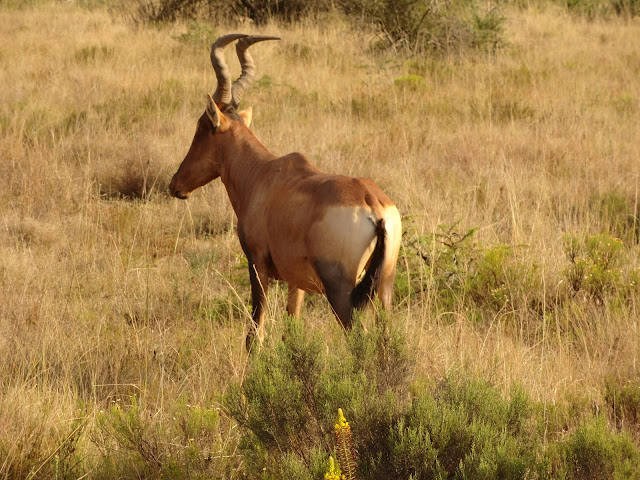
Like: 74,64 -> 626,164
351,219 -> 386,311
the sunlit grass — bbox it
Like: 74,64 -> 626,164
0,1 -> 639,477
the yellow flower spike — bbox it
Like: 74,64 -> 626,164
324,455 -> 342,480
335,408 -> 349,431
333,408 -> 357,480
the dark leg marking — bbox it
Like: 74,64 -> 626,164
313,258 -> 354,329
238,230 -> 269,351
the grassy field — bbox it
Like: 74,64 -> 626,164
1,1 -> 640,478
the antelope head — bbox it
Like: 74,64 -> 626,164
169,33 -> 279,199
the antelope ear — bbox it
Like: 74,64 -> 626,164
238,107 -> 252,127
206,94 -> 230,132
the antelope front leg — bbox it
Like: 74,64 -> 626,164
246,262 -> 269,351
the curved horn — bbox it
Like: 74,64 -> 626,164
231,35 -> 280,108
210,33 -> 248,105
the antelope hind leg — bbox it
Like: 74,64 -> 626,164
313,258 -> 355,329
286,285 -> 305,317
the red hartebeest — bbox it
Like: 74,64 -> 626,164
169,34 -> 402,349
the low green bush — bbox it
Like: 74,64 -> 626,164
394,74 -> 428,91
590,189 -> 640,245
133,0 -> 334,25
399,222 -> 539,317
92,396 -> 237,479
543,417 -> 640,479
386,379 -> 537,479
132,0 -> 506,54
605,376 -> 640,434
563,232 -> 625,302
610,0 -> 640,16
561,0 -> 640,18
222,315 -> 640,479
224,313 -> 411,479
342,0 -> 506,55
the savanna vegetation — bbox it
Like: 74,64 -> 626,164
1,0 -> 639,478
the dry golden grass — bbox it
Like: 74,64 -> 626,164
1,1 -> 639,477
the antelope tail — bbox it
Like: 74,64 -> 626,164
351,219 -> 386,310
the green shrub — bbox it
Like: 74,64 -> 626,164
0,408 -> 86,480
563,232 -> 625,302
131,0 -> 505,54
563,0 -> 611,17
610,0 -> 640,16
342,0 -> 505,55
221,314 -> 640,479
238,0 -> 334,23
172,21 -> 218,48
134,0 -> 334,24
396,221 -> 477,309
561,418 -> 640,480
471,6 -> 506,52
94,398 -> 162,477
133,0 -> 232,24
590,189 -> 639,244
472,245 -> 513,308
400,222 -> 539,316
223,314 -> 411,479
605,377 -> 640,433
387,379 -> 537,479
218,306 -> 640,479
223,317 -> 331,477
540,410 -> 640,478
92,396 -> 236,479
394,74 -> 428,91
565,0 -> 640,17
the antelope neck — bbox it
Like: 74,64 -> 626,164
219,125 -> 276,218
